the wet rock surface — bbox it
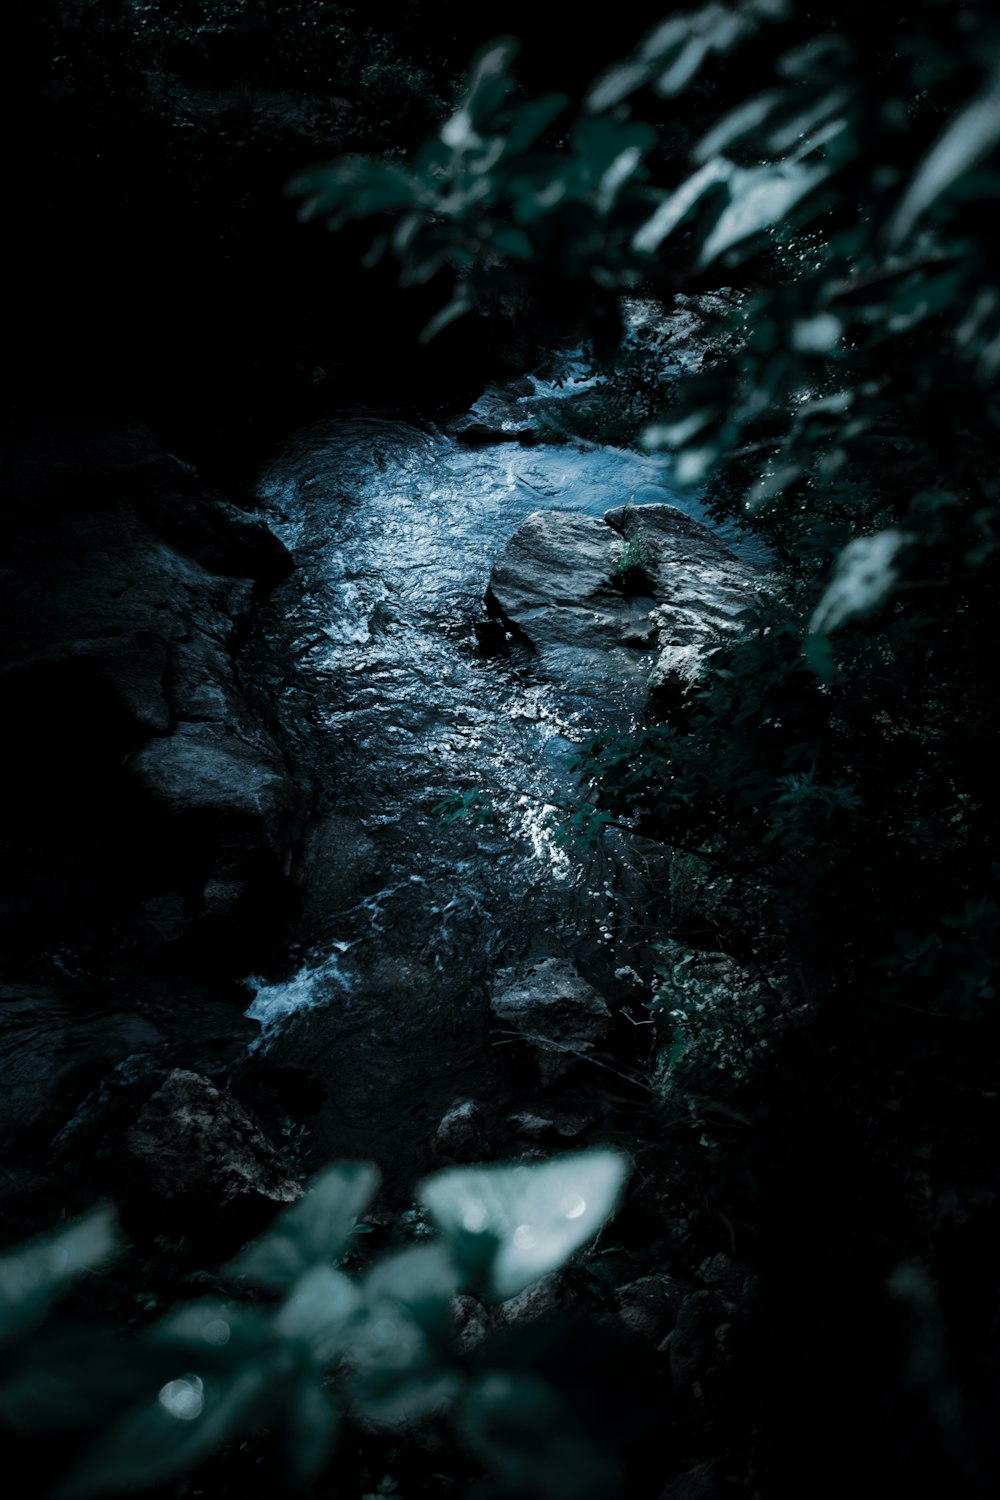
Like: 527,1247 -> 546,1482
125,1068 -> 302,1228
615,1274 -> 686,1345
487,502 -> 759,706
490,959 -> 614,1083
0,414 -> 298,974
432,1098 -> 489,1162
0,983 -> 166,1155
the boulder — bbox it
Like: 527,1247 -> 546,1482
451,1293 -> 491,1352
665,1288 -> 730,1394
0,415 -> 298,965
493,1273 -> 564,1327
505,1110 -> 592,1144
615,1274 -> 685,1344
0,983 -> 165,1152
433,1098 -> 488,1162
490,959 -> 612,1082
486,503 -> 757,710
125,1069 -> 302,1230
443,382 -> 538,445
127,722 -> 292,856
605,504 -> 757,693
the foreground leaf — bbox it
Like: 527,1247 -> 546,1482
462,1372 -> 622,1500
229,1163 -> 380,1289
58,1361 -> 274,1499
418,1150 -> 630,1300
0,1209 -> 119,1344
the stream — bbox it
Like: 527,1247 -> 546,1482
239,360 -> 762,1194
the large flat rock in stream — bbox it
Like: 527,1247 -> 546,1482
486,504 -> 759,706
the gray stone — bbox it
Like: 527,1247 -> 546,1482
493,1273 -> 563,1326
487,503 -> 757,710
451,1293 -> 491,1352
607,504 -> 755,693
1,416 -> 297,961
615,1274 -> 685,1344
658,1465 -> 736,1500
443,384 -> 537,445
697,1252 -> 759,1306
506,1110 -> 591,1143
125,1068 -> 301,1214
0,984 -> 165,1151
490,959 -> 612,1082
127,722 -> 292,853
668,1289 -> 729,1393
433,1098 -> 488,1162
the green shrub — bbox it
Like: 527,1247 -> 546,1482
0,1151 -> 630,1499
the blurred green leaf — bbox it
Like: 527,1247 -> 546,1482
363,1243 -> 458,1335
0,1208 -> 119,1345
461,1372 -> 622,1500
285,1374 -> 340,1484
418,1150 -> 630,1301
887,63 -> 1000,246
699,160 -> 830,265
810,529 -> 911,635
419,289 -> 475,344
58,1362 -> 274,1500
152,1300 -> 272,1363
229,1163 -> 380,1289
503,92 -> 569,156
275,1266 -> 362,1365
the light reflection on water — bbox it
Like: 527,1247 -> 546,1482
245,395 -> 755,1045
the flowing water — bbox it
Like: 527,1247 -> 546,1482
241,372 -> 762,1191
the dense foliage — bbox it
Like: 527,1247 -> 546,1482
1,1155 -> 631,1499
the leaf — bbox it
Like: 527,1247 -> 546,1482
654,34 -> 713,98
809,529 -> 911,635
573,116 -> 657,186
229,1163 -> 380,1289
58,1362 -> 273,1500
586,59 -> 654,114
419,289 -> 475,344
0,1208 -> 119,1344
698,161 -> 829,265
776,33 -> 852,83
346,1249 -> 462,1427
0,1326 -> 172,1434
762,86 -> 852,156
803,632 -> 836,681
461,1372 -> 621,1500
285,1374 -> 340,1484
640,16 -> 690,62
442,36 -> 519,147
275,1266 -> 363,1366
417,1150 -> 630,1300
503,93 -> 569,156
887,64 -> 1000,246
363,1243 -> 459,1335
632,158 -> 734,255
694,90 -> 786,162
289,159 -> 417,225
641,407 -> 717,449
151,1300 -> 272,1363
491,225 -> 534,260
